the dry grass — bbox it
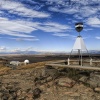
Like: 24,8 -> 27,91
0,60 -> 64,75
18,61 -> 47,69
0,64 -> 11,75
18,60 -> 61,69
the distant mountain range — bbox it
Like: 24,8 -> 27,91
89,50 -> 100,54
0,51 -> 39,55
0,50 -> 100,55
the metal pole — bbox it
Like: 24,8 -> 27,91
69,49 -> 73,58
90,58 -> 92,66
79,32 -> 80,36
68,58 -> 70,65
78,49 -> 81,65
81,50 -> 82,66
67,49 -> 73,65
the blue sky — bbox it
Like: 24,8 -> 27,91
0,0 -> 100,53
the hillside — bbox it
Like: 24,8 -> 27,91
0,61 -> 100,100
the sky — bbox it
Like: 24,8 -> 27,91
0,0 -> 100,53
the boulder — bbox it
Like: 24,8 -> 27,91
79,76 -> 88,83
33,88 -> 42,99
94,87 -> 100,93
44,66 -> 60,80
57,77 -> 76,88
88,80 -> 98,88
90,72 -> 100,81
87,72 -> 100,88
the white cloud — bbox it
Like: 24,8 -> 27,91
11,46 -> 33,53
96,36 -> 100,39
79,6 -> 98,17
53,33 -> 69,37
48,0 -> 100,19
0,46 -> 6,50
52,33 -> 76,40
0,37 -> 39,41
72,0 -> 100,3
86,17 -> 100,27
83,28 -> 93,31
0,17 -> 37,38
46,0 -> 100,6
49,6 -> 98,18
73,14 -> 83,19
49,7 -> 78,14
0,46 -> 7,51
0,11 -> 3,14
1,46 -> 36,53
0,16 -> 71,38
12,48 -> 21,52
0,0 -> 50,18
37,22 -> 71,33
15,38 -> 39,41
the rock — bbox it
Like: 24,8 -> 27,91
16,89 -> 22,97
33,88 -> 42,99
34,76 -> 46,85
10,92 -> 17,100
6,85 -> 13,89
1,93 -> 9,100
57,77 -> 76,88
34,76 -> 53,86
44,66 -> 60,80
26,88 -> 31,93
88,80 -> 97,88
69,92 -> 80,97
87,72 -> 100,88
79,76 -> 88,83
17,97 -> 25,100
9,89 -> 16,94
0,79 -> 2,84
0,89 -> 9,95
0,92 -> 3,97
90,72 -> 100,81
40,79 -> 46,84
26,92 -> 33,98
46,76 -> 52,82
17,90 -> 26,100
94,87 -> 100,93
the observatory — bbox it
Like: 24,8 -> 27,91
69,22 -> 90,66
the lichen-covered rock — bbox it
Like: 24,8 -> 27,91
56,77 -> 76,88
33,88 -> 42,99
87,72 -> 100,88
44,66 -> 60,79
90,72 -> 100,81
79,76 -> 88,83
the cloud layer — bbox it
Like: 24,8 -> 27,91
0,0 -> 50,18
0,0 -> 100,52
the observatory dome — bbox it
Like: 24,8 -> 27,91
24,59 -> 29,64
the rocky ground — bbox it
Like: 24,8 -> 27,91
0,62 -> 100,100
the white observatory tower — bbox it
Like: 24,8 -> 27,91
69,22 -> 90,66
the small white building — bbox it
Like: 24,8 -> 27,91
10,61 -> 20,66
24,59 -> 29,65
